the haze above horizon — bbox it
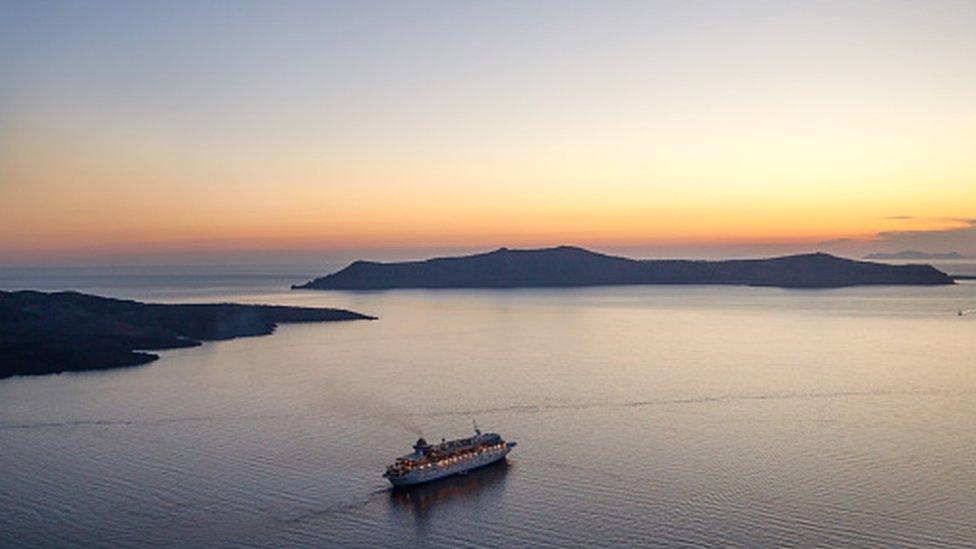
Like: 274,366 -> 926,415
2,1 -> 975,266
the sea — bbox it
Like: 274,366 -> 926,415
2,262 -> 975,547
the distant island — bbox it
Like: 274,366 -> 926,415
864,250 -> 967,260
0,291 -> 374,379
294,246 -> 954,291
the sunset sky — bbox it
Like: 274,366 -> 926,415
2,1 -> 975,265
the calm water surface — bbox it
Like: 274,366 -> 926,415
2,268 -> 975,547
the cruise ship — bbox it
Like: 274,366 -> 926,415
383,423 -> 517,487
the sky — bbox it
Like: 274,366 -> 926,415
1,0 -> 975,265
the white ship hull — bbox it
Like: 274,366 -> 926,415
387,443 -> 515,487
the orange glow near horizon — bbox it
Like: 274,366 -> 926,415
3,119 -> 973,262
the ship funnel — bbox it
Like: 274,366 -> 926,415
473,420 -> 481,436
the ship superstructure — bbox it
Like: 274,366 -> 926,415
383,423 -> 516,487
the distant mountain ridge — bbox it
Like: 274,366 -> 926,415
294,245 -> 954,290
864,250 -> 967,260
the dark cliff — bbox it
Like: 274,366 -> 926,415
0,290 -> 374,379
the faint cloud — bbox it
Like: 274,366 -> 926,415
872,219 -> 976,254
881,214 -> 975,224
817,237 -> 860,245
817,218 -> 976,257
